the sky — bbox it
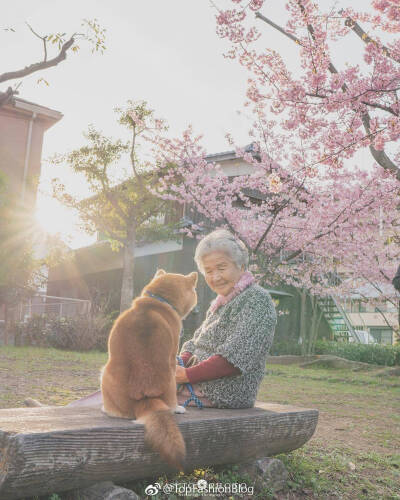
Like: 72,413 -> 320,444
1,0 -> 373,247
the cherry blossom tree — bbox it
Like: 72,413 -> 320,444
150,0 -> 400,348
153,127 -> 399,292
151,123 -> 400,350
213,0 -> 400,180
209,0 -> 400,346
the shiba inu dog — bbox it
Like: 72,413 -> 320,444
101,269 -> 198,470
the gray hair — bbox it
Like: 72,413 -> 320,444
194,229 -> 249,274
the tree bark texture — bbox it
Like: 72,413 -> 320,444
0,401 -> 318,499
119,229 -> 136,313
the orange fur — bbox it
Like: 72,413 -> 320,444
101,269 -> 198,470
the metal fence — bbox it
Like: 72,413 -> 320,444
7,295 -> 91,323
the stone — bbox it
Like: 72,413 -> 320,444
373,366 -> 400,377
266,355 -> 320,365
299,355 -> 377,371
73,481 -> 141,500
236,457 -> 289,492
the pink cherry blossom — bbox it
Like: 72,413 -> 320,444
149,1 -> 400,308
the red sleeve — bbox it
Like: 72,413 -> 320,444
185,354 -> 241,384
179,351 -> 192,367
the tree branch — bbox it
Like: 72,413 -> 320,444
130,124 -> 144,190
361,113 -> 400,179
26,22 -> 48,62
0,36 -> 74,83
254,208 -> 280,254
255,7 -> 400,180
306,90 -> 399,116
98,166 -> 128,223
341,11 -> 400,64
284,195 -> 377,263
136,199 -> 168,226
255,11 -> 300,44
253,178 -> 307,253
84,210 -> 125,244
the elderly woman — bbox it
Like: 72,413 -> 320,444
175,229 -> 277,409
25,229 -> 276,410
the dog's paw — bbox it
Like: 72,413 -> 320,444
174,405 -> 186,414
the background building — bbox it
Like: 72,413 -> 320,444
0,92 -> 62,207
46,149 -> 331,345
0,93 -> 62,327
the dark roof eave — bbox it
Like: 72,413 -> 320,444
205,150 -> 237,162
205,143 -> 260,163
0,93 -> 63,122
266,289 -> 294,297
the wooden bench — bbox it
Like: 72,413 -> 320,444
0,401 -> 318,500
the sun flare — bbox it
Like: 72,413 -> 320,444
34,195 -> 93,248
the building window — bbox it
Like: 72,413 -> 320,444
369,328 -> 393,345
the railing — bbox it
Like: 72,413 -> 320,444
7,295 -> 91,323
330,296 -> 364,343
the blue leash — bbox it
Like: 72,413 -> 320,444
144,291 -> 203,409
176,355 -> 203,409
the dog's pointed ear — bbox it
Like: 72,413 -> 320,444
188,271 -> 198,286
154,268 -> 166,279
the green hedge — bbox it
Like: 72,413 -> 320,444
270,339 -> 400,366
314,340 -> 400,367
270,340 -> 303,356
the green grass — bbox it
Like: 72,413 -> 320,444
0,346 -> 107,407
258,363 -> 400,499
1,347 -> 399,499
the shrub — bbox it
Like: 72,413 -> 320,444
10,314 -> 49,347
270,340 -> 303,356
314,340 -> 400,366
5,310 -> 118,352
95,310 -> 119,352
269,338 -> 400,366
44,314 -> 109,351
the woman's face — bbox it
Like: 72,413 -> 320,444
201,251 -> 244,297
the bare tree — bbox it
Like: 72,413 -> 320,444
0,19 -> 106,106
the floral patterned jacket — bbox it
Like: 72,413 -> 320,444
180,283 -> 277,408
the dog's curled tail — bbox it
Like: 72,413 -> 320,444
136,398 -> 186,471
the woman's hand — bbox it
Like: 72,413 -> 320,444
176,365 -> 189,384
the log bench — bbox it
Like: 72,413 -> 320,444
0,401 -> 318,500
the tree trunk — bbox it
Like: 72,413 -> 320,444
307,296 -> 318,355
298,289 -> 307,356
0,402 -> 318,500
3,304 -> 8,345
119,228 -> 136,313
